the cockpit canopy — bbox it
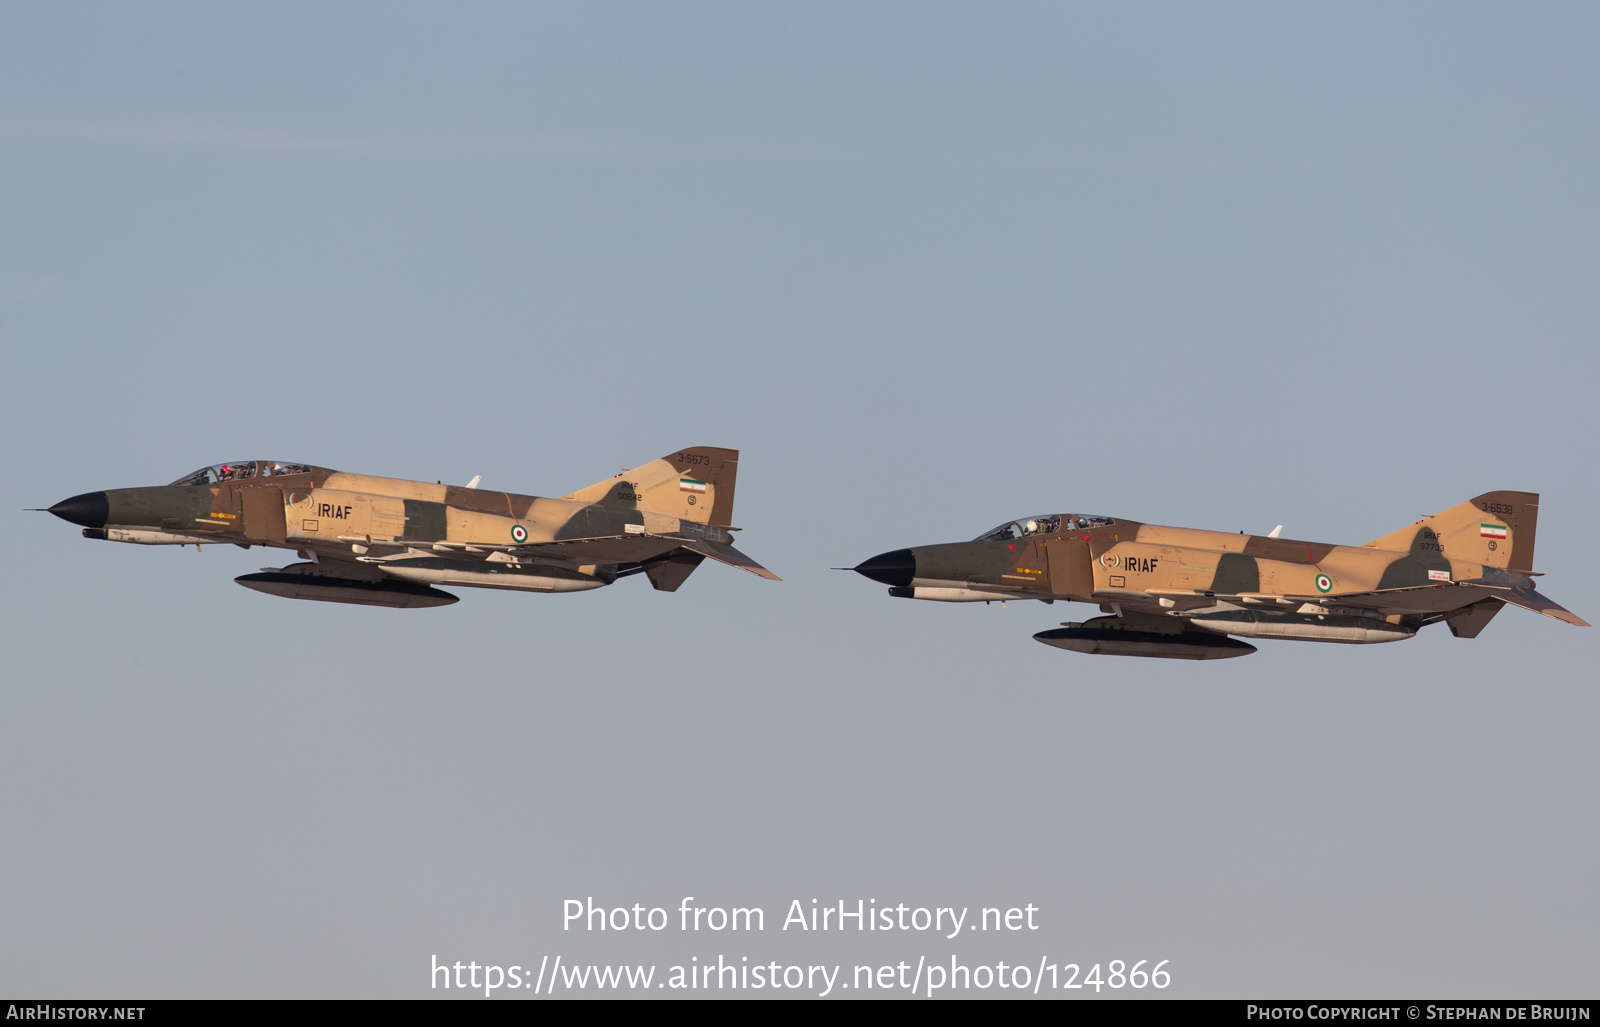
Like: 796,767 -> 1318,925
169,461 -> 319,486
973,513 -> 1115,541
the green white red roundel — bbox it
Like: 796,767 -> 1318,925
510,524 -> 529,543
1314,573 -> 1333,593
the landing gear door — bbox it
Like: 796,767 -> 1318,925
242,486 -> 288,544
1047,538 -> 1094,600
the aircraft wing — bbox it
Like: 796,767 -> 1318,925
1241,583 -> 1476,611
335,533 -> 682,563
510,532 -> 780,579
519,535 -> 689,564
1199,581 -> 1590,626
333,532 -> 780,579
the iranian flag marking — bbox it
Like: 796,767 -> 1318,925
1480,523 -> 1508,539
679,478 -> 708,494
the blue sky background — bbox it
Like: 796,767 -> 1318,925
2,2 -> 1596,998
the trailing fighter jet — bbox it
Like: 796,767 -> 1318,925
850,492 -> 1587,659
44,448 -> 777,608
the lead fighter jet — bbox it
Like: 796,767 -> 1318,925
45,447 -> 777,608
850,491 -> 1587,659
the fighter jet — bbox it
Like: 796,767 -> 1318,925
44,447 -> 777,608
850,492 -> 1587,659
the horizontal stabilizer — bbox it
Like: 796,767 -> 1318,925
681,539 -> 781,580
1497,588 -> 1591,627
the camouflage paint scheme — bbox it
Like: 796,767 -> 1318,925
47,448 -> 778,607
851,492 -> 1587,658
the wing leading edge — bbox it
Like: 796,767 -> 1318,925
1102,580 -> 1588,627
329,531 -> 781,582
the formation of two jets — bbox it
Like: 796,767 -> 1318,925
43,447 -> 1587,660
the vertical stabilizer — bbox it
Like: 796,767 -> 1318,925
561,447 -> 741,526
1365,491 -> 1538,571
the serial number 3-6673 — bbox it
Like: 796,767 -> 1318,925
676,452 -> 712,466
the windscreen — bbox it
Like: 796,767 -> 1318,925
169,461 -> 319,486
973,513 -> 1113,541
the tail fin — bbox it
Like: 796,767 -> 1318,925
561,447 -> 741,526
1365,491 -> 1539,571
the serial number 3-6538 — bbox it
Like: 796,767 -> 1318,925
1052,960 -> 1170,991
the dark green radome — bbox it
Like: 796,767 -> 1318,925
47,491 -> 108,528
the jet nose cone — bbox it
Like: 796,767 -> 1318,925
49,491 -> 109,528
853,548 -> 916,587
